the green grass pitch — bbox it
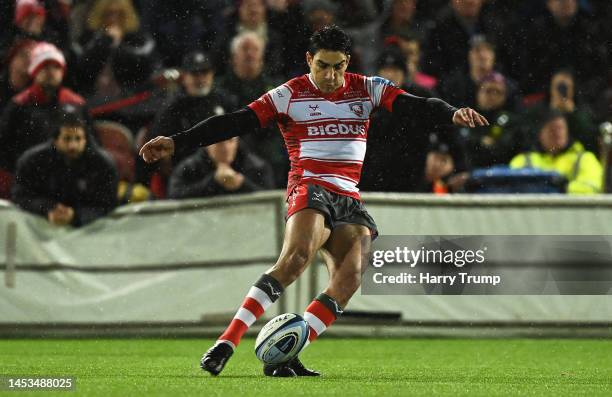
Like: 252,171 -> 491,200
1,338 -> 611,396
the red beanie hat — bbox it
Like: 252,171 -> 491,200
28,42 -> 66,78
14,0 -> 46,26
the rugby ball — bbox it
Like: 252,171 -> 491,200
255,313 -> 309,364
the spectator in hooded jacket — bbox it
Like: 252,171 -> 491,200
12,106 -> 118,226
0,42 -> 86,173
458,71 -> 525,169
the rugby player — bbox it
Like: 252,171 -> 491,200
140,25 -> 488,377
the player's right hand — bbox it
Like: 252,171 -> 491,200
139,136 -> 175,163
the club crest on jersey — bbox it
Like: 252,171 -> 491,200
348,102 -> 364,117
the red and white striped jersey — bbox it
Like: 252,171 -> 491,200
248,72 -> 406,200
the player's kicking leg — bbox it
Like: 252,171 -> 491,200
201,209 -> 330,376
266,223 -> 371,377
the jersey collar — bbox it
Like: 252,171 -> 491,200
307,73 -> 349,101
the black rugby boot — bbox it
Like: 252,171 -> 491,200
200,342 -> 234,376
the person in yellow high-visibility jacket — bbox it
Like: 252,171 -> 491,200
510,110 -> 603,194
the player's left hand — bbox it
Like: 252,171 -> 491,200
452,107 -> 489,128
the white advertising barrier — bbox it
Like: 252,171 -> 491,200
1,193 -> 612,333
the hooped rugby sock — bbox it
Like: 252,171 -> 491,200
303,293 -> 343,343
217,273 -> 284,349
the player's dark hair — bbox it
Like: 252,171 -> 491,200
308,25 -> 352,56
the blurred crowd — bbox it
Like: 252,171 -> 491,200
0,0 -> 610,226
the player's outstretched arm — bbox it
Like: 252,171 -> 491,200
139,107 -> 261,163
391,93 -> 489,128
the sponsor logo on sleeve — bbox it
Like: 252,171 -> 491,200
372,76 -> 396,87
